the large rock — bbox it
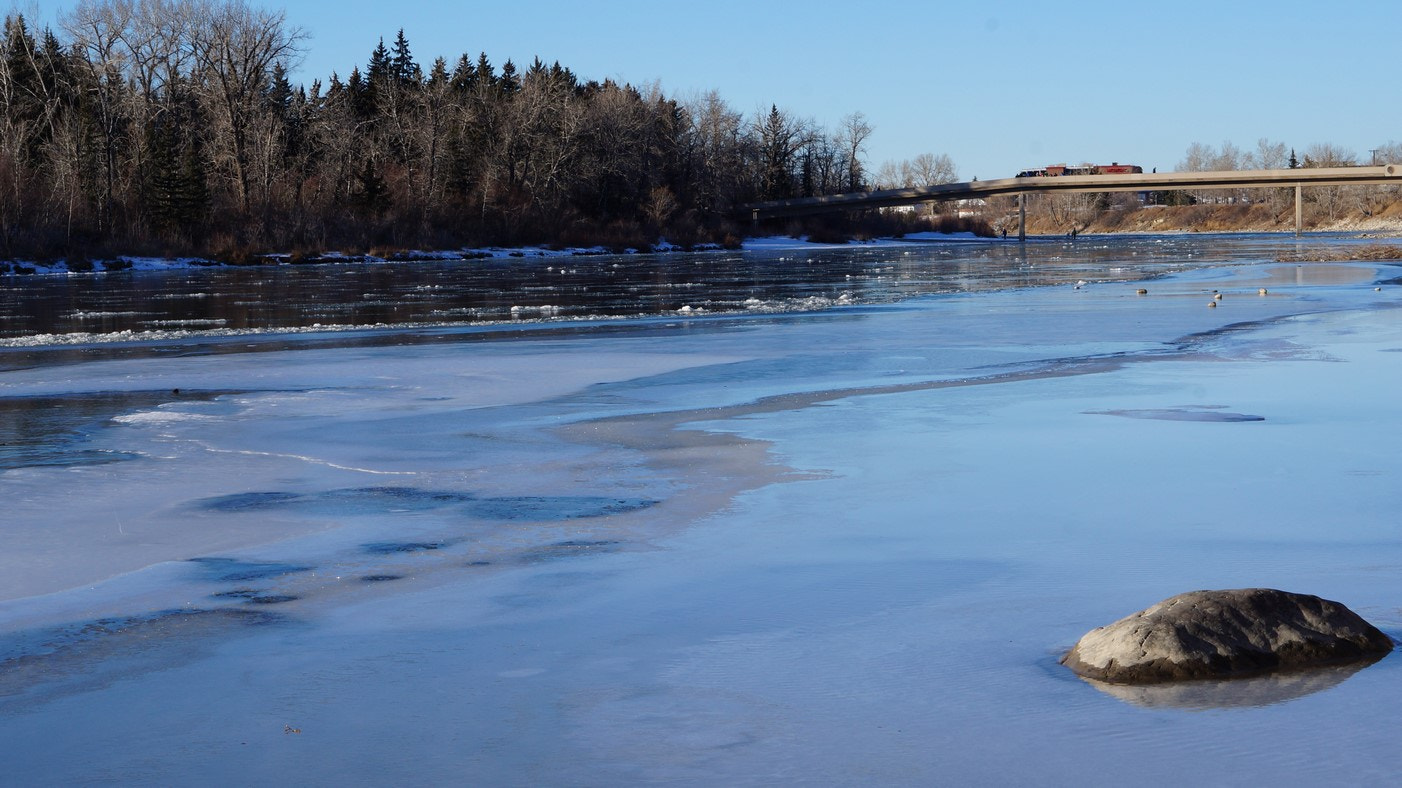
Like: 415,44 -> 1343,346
1061,588 -> 1393,684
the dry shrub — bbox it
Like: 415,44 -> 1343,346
556,220 -> 652,253
1277,245 -> 1402,262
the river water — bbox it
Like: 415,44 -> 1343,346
1,234 -> 1400,784
2,233 -> 1371,345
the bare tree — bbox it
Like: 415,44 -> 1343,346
1302,142 -> 1356,168
837,111 -> 872,192
1037,191 -> 1098,230
871,159 -> 901,189
871,153 -> 957,189
190,0 -> 305,214
800,131 -> 841,196
1376,141 -> 1402,165
869,153 -> 956,217
415,57 -> 451,212
1248,138 -> 1290,209
1301,142 -> 1357,222
565,78 -> 637,218
1179,141 -> 1250,203
1254,138 -> 1288,170
1177,141 -> 1214,173
1353,140 -> 1402,216
684,90 -> 745,217
904,152 -> 957,187
62,0 -> 137,232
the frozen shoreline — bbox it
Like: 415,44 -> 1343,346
0,232 -> 988,278
3,256 -> 1402,782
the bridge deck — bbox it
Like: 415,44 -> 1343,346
747,165 -> 1402,221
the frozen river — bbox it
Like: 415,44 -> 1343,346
2,235 -> 1401,784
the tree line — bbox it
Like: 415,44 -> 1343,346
0,0 -> 931,261
1172,138 -> 1402,222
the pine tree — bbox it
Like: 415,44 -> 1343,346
758,105 -> 803,200
475,52 -> 496,88
144,118 -> 207,236
450,53 -> 477,94
499,59 -> 519,96
2,14 -> 47,164
347,66 -> 375,120
367,38 -> 390,85
354,158 -> 389,213
1288,148 -> 1299,169
427,57 -> 449,89
551,61 -> 577,92
391,29 -> 419,89
265,62 -> 293,116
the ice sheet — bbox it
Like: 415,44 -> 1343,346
2,259 -> 1401,783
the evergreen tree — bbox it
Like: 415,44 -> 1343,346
38,28 -> 65,93
499,59 -> 519,96
450,53 -> 477,94
144,117 -> 207,236
265,62 -> 294,116
475,52 -> 495,87
347,66 -> 375,120
354,158 -> 389,213
367,38 -> 391,84
758,104 -> 805,200
550,61 -> 577,93
427,57 -> 449,89
2,14 -> 47,164
391,29 -> 419,89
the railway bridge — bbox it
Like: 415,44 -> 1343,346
745,165 -> 1402,239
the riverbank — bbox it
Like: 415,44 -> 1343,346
1020,201 -> 1402,236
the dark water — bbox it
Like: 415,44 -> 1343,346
0,391 -> 193,470
0,234 -> 1360,347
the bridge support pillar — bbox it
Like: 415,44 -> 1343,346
1294,184 -> 1302,236
1018,193 -> 1026,242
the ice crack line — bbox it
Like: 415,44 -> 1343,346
192,443 -> 418,476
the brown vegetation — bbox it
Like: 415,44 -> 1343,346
1276,245 -> 1402,262
985,188 -> 1402,237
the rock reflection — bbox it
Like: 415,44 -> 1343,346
1081,654 -> 1388,709
1085,406 -> 1265,422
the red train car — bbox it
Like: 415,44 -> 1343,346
1016,163 -> 1143,177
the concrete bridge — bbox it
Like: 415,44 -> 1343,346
746,164 -> 1402,239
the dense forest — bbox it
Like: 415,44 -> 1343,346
0,1 -> 939,262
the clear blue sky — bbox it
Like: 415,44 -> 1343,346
34,0 -> 1402,179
